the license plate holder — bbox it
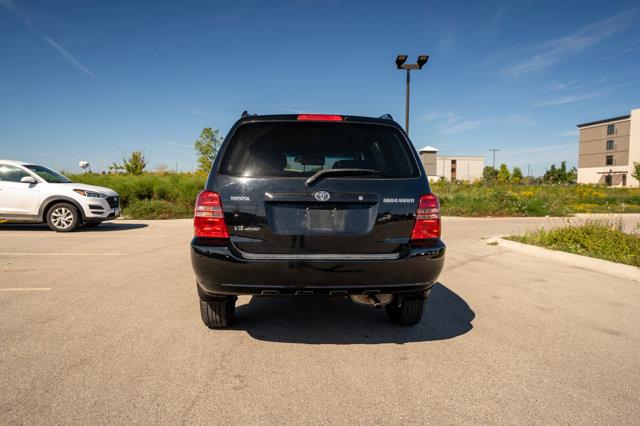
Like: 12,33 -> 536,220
305,208 -> 346,232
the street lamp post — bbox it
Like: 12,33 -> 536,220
396,54 -> 429,135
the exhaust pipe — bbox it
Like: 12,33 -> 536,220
368,294 -> 383,309
350,293 -> 393,308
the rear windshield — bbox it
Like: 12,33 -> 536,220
219,122 -> 420,178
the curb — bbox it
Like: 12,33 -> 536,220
486,236 -> 640,283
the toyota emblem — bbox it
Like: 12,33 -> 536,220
314,191 -> 330,201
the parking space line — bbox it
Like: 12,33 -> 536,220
0,253 -> 127,256
0,288 -> 51,291
0,234 -> 166,238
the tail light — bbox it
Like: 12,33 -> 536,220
297,114 -> 343,121
194,191 -> 229,238
410,194 -> 440,240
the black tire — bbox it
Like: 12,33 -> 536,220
84,222 -> 101,227
199,296 -> 236,329
45,202 -> 80,232
385,292 -> 428,326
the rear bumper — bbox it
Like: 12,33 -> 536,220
191,238 -> 445,297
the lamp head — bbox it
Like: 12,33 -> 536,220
395,55 -> 408,69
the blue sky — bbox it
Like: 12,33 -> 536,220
0,0 -> 639,175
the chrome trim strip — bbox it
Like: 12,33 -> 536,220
239,252 -> 400,260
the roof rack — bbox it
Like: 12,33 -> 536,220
379,114 -> 393,120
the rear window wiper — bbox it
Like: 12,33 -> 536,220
305,168 -> 381,186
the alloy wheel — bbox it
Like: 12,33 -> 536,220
50,207 -> 74,229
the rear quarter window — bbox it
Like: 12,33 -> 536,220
219,122 -> 420,178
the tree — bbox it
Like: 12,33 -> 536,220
124,150 -> 147,174
482,166 -> 498,183
543,164 -> 558,183
497,163 -> 511,184
194,128 -> 223,172
567,166 -> 577,184
632,162 -> 640,184
109,150 -> 147,174
543,161 -> 576,184
511,166 -> 523,184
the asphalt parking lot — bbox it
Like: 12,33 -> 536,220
1,216 -> 639,423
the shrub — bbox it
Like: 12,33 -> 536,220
124,199 -> 192,219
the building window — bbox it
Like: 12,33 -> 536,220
606,140 -> 614,150
607,124 -> 615,135
605,155 -> 614,166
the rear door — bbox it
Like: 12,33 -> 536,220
213,118 -> 428,257
0,163 -> 40,216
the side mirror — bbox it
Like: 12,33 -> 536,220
21,176 -> 37,184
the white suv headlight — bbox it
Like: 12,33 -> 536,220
73,189 -> 107,198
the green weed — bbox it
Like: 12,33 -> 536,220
507,221 -> 640,267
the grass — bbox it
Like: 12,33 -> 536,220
65,172 -> 640,220
507,221 -> 640,267
431,180 -> 640,217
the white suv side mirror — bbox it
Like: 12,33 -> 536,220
21,176 -> 37,184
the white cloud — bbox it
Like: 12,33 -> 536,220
532,92 -> 600,107
560,129 -> 579,137
503,143 -> 576,155
438,113 -> 535,135
594,47 -> 636,62
0,0 -> 97,79
421,111 -> 460,124
442,118 -> 490,135
552,80 -> 578,91
492,5 -> 509,23
37,31 -> 97,79
505,114 -> 536,127
502,7 -> 639,77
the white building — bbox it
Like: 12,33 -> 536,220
577,108 -> 640,187
418,146 -> 485,182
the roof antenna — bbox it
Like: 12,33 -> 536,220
379,114 -> 393,120
241,110 -> 249,118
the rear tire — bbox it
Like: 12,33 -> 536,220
46,203 -> 80,232
385,292 -> 428,326
199,296 -> 236,329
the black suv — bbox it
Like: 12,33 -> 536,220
191,113 -> 445,328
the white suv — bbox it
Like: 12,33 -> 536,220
0,160 -> 120,232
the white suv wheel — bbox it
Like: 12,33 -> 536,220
46,202 -> 80,232
51,207 -> 74,229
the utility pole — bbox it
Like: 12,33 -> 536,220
405,69 -> 410,133
527,163 -> 531,178
395,55 -> 429,136
489,148 -> 500,169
